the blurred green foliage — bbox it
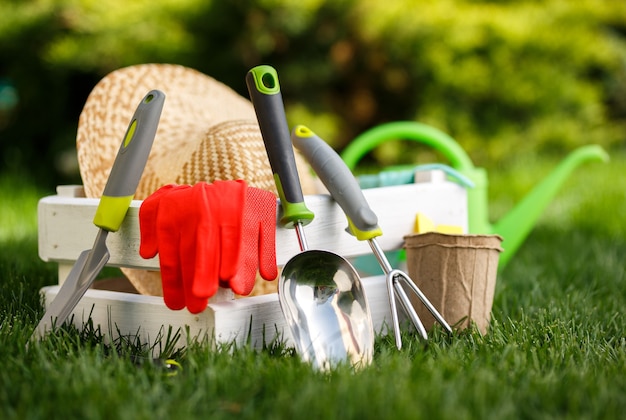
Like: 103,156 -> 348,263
0,0 -> 625,187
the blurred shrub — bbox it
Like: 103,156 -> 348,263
0,0 -> 624,186
344,0 -> 626,167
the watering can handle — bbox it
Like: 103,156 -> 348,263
340,121 -> 475,172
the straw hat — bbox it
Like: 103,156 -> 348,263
77,63 -> 317,296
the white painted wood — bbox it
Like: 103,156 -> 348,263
37,179 -> 467,349
56,185 -> 85,198
38,181 -> 467,268
40,274 -> 391,351
58,263 -> 73,285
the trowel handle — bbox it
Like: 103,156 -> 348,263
246,65 -> 314,229
291,125 -> 382,241
93,90 -> 164,232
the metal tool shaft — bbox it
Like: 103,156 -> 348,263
294,222 -> 309,252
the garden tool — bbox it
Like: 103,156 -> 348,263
138,181 -> 277,312
32,90 -> 164,340
292,125 -> 453,350
340,121 -> 609,268
246,65 -> 374,369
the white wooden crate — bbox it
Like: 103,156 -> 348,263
38,174 -> 467,350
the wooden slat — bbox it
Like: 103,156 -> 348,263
38,181 -> 467,268
40,274 -> 391,350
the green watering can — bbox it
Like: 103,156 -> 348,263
340,121 -> 609,269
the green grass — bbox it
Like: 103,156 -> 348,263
1,153 -> 625,419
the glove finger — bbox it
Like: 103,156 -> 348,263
158,235 -> 185,311
229,251 -> 258,296
229,188 -> 277,295
154,185 -> 192,310
138,185 -> 173,258
212,180 -> 247,281
192,228 -> 220,298
179,229 -> 210,314
189,183 -> 220,299
186,295 -> 209,315
256,188 -> 278,281
258,218 -> 278,281
139,184 -> 187,259
228,213 -> 258,295
192,228 -> 221,298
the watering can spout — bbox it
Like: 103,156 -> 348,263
493,145 -> 609,266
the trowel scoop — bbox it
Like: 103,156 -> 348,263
246,65 -> 374,369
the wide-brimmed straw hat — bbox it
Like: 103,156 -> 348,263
77,63 -> 317,296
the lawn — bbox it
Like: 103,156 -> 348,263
0,152 -> 625,419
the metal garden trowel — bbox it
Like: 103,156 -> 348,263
31,90 -> 165,341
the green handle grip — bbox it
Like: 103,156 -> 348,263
245,65 -> 313,228
291,125 -> 382,241
93,90 -> 164,231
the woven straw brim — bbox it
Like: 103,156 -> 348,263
77,63 -> 316,296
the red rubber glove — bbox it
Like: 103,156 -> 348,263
139,183 -> 214,313
139,181 -> 247,313
228,187 -> 278,295
139,181 -> 272,309
139,183 -> 219,313
192,179 -> 247,297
